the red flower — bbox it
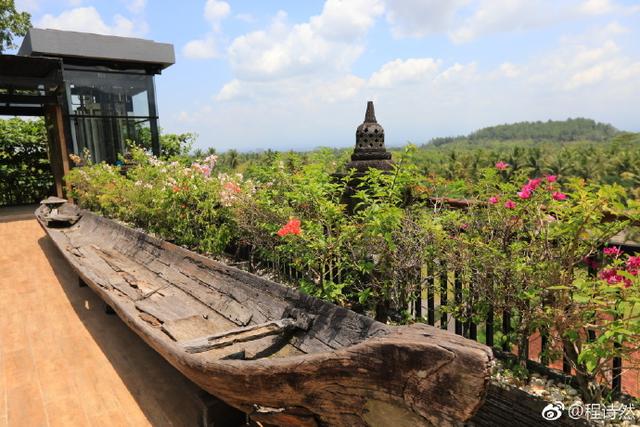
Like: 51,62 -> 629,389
504,200 -> 516,209
600,268 -> 632,287
495,161 -> 509,170
603,247 -> 622,257
627,256 -> 640,276
627,256 -> 640,269
488,196 -> 500,204
277,219 -> 302,237
546,175 -> 557,183
552,191 -> 567,201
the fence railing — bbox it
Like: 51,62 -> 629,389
229,221 -> 639,398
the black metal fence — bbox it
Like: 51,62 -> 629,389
231,241 -> 638,397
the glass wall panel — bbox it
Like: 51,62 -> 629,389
73,117 -> 151,164
65,70 -> 152,117
63,68 -> 159,163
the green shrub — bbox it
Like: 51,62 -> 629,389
0,118 -> 52,206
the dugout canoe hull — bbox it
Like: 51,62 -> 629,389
36,203 -> 492,426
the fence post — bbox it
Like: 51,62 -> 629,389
427,260 -> 435,326
502,309 -> 511,352
467,271 -> 477,340
414,266 -> 422,319
454,270 -> 463,336
440,261 -> 448,330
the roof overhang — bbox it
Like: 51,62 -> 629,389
18,28 -> 175,73
0,54 -> 63,116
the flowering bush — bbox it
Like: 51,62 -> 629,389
436,162 -> 640,400
66,147 -> 640,400
67,147 -> 239,254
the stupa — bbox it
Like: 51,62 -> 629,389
344,101 -> 393,173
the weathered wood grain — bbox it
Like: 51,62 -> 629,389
36,203 -> 493,426
183,318 -> 304,353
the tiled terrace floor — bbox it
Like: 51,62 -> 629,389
0,206 -> 203,426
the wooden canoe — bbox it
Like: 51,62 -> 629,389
36,202 -> 492,426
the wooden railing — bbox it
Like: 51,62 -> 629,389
228,197 -> 639,397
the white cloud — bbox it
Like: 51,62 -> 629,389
499,62 -> 521,78
215,74 -> 366,104
126,0 -> 146,14
205,0 -> 231,31
385,0 -> 467,38
433,62 -> 478,84
369,58 -> 440,88
580,0 -> 616,15
580,0 -> 640,15
384,0 -> 635,44
37,7 -> 145,37
315,75 -> 366,103
182,0 -> 230,60
183,36 -> 219,59
450,0 -> 562,43
236,13 -> 256,23
538,39 -> 640,91
216,80 -> 243,101
227,1 -> 383,82
310,0 -> 384,41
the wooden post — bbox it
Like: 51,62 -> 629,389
426,260 -> 435,325
44,104 -> 70,199
454,270 -> 463,336
440,262 -> 448,330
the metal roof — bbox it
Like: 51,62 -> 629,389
0,54 -> 63,116
0,54 -> 62,79
18,28 -> 175,72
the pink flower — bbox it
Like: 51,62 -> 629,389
546,175 -> 557,183
517,189 -> 532,199
488,196 -> 500,204
552,191 -> 567,201
204,154 -> 218,168
516,178 -> 542,199
527,178 -> 542,190
603,247 -> 622,257
277,219 -> 302,237
504,200 -> 516,209
191,162 -> 211,177
495,161 -> 509,170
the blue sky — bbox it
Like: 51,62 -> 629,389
12,0 -> 640,152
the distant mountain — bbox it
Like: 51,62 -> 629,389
430,118 -> 620,147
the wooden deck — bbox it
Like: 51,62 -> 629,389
0,206 -> 205,427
